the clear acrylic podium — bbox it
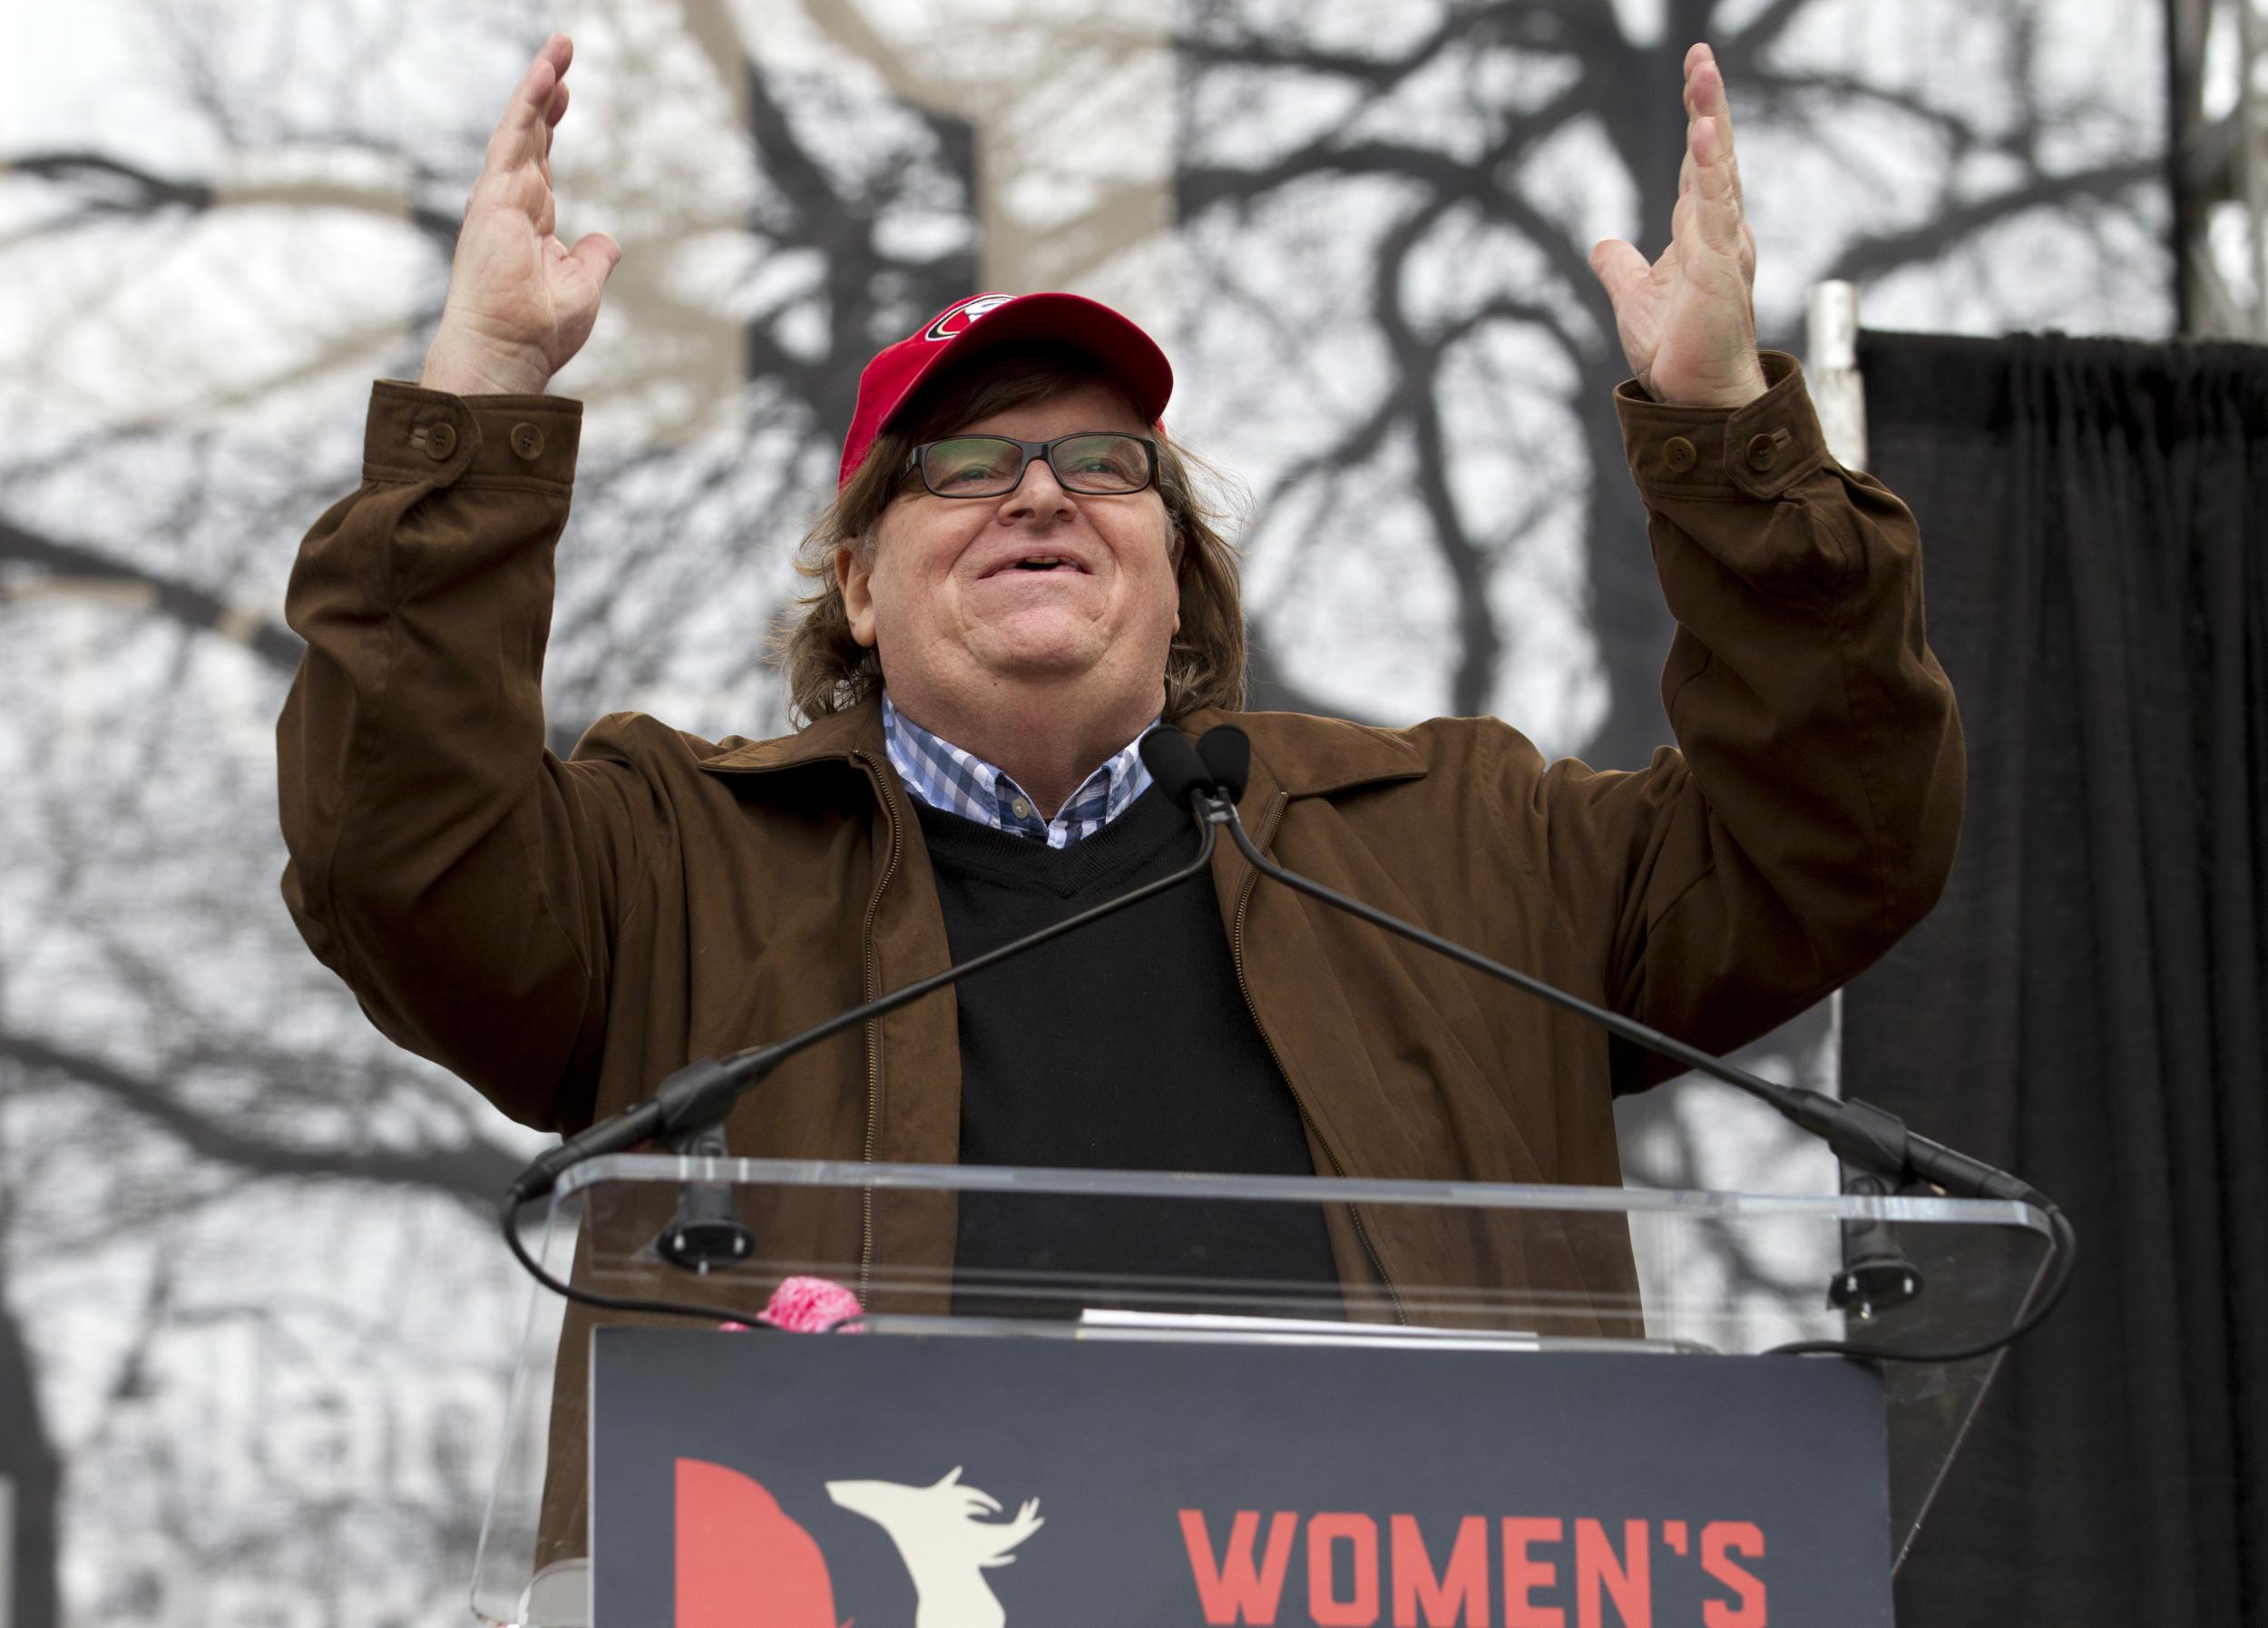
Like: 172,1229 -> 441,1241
471,1154 -> 2058,1626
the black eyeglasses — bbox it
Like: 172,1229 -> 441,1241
905,432 -> 1158,498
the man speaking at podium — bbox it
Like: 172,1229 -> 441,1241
277,36 -> 1961,1319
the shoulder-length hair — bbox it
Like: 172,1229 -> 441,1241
777,343 -> 1247,724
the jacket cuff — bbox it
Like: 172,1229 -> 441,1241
362,380 -> 582,493
1612,351 -> 1827,502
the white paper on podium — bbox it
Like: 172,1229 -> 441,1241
1072,1306 -> 1544,1349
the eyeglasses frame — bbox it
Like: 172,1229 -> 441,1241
903,430 -> 1159,499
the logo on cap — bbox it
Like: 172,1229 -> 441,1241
924,294 -> 1018,342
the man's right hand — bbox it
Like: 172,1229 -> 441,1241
420,34 -> 621,397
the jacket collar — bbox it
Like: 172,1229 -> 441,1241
697,696 -> 887,775
696,696 -> 1427,800
1179,705 -> 1426,802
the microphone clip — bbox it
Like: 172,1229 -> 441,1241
653,1120 -> 758,1273
1825,1171 -> 1924,1321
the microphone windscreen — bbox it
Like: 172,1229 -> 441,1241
1196,726 -> 1251,801
1139,727 -> 1214,809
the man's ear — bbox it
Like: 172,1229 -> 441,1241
836,544 -> 879,649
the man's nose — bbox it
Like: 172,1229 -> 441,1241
1002,453 -> 1076,521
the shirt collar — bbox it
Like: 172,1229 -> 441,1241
881,692 -> 1154,849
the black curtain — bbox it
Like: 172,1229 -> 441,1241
1844,331 -> 2268,1627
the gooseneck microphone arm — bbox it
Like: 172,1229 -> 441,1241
508,815 -> 1219,1209
499,761 -> 1224,1324
1182,723 -> 2073,1365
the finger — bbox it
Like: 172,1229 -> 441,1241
483,34 -> 572,173
1589,238 -> 1650,306
538,82 -> 566,187
1684,49 -> 1742,211
1683,52 -> 1733,126
1677,54 -> 1707,211
568,231 -> 623,289
1686,114 -> 1744,250
484,60 -> 555,172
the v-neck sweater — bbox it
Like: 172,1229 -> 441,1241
914,788 -> 1343,1310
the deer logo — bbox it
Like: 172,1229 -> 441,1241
826,1467 -> 1044,1628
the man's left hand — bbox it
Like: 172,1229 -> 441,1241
1589,43 -> 1769,410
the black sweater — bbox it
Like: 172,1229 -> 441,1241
915,789 -> 1342,1313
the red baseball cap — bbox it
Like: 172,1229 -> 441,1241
836,291 -> 1175,489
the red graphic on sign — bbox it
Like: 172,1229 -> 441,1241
676,1457 -> 846,1628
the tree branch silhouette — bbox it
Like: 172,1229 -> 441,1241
0,1034 -> 523,1210
0,517 -> 301,671
5,150 -> 460,250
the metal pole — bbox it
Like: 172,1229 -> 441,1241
1804,277 -> 1867,1108
1805,280 -> 1868,473
2238,0 -> 2268,338
0,1475 -> 14,1628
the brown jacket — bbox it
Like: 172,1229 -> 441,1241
279,353 -> 1960,1558
279,346 -> 1963,1243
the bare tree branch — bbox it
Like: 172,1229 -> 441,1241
1826,157 -> 2165,285
0,516 -> 301,671
1,1034 -> 524,1209
5,150 -> 460,249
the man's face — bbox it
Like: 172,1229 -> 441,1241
837,380 -> 1179,722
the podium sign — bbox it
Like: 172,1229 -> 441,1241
593,1325 -> 1892,1626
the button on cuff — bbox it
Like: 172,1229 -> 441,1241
363,381 -> 582,487
1613,352 -> 1828,499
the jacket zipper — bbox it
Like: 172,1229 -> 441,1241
1229,789 -> 1409,1325
852,749 -> 902,1307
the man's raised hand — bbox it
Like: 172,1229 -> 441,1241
420,34 -> 621,397
1588,44 -> 1768,410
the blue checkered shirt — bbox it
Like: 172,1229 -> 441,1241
882,694 -> 1154,848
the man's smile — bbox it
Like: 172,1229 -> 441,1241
974,544 -> 1098,579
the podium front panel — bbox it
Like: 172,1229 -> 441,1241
470,1156 -> 2057,1625
595,1325 -> 1891,1626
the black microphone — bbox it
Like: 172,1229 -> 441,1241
1191,723 -> 2072,1362
1138,724 -> 1217,809
1195,726 -> 1250,802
